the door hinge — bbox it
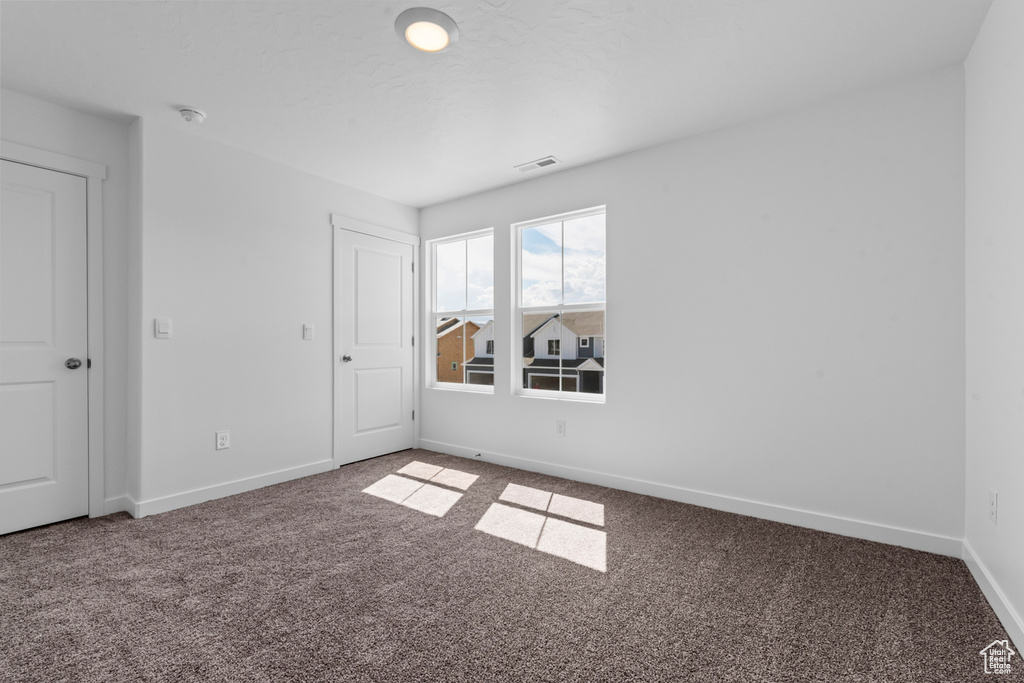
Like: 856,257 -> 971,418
412,410 -> 415,421
411,262 -> 415,273
87,358 -> 92,369
412,336 -> 415,347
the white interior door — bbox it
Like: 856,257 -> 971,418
335,227 -> 415,465
1,159 -> 89,535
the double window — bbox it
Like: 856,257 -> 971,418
427,205 -> 606,401
517,206 -> 606,399
430,230 -> 494,389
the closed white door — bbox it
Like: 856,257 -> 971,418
335,228 -> 415,465
0,159 -> 89,535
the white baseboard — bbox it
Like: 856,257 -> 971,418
101,495 -> 136,516
133,460 -> 336,518
963,540 -> 1024,649
419,438 -> 964,558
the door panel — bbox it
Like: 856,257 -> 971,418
0,383 -> 56,483
336,228 -> 415,464
1,182 -> 55,343
1,159 -> 89,535
354,367 -> 403,432
355,248 -> 403,346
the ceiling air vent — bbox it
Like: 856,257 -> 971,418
514,156 -> 561,173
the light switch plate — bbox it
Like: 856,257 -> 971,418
154,318 -> 172,339
303,324 -> 314,341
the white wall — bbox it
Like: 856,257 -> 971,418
420,67 -> 966,555
965,0 -> 1024,648
1,89 -> 131,510
131,120 -> 417,512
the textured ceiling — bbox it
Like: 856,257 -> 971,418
0,0 -> 991,208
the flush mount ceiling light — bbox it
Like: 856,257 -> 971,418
395,7 -> 459,53
179,107 -> 206,124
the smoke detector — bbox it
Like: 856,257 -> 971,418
179,107 -> 207,124
514,156 -> 561,173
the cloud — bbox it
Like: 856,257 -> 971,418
563,255 -> 606,304
436,235 -> 494,311
521,216 -> 605,307
468,282 -> 493,310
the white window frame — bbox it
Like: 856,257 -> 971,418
579,337 -> 590,348
427,228 -> 494,393
515,205 -> 606,402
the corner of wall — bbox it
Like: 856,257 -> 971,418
126,117 -> 145,503
964,0 -> 1024,650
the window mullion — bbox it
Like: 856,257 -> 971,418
560,220 -> 565,387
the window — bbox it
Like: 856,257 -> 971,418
517,206 -> 605,399
429,230 -> 494,390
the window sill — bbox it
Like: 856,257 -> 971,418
429,383 -> 494,395
516,389 -> 605,404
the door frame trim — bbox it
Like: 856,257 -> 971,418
331,214 -> 420,467
1,140 -> 107,519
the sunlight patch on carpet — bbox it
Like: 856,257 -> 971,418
364,463 -> 480,518
475,501 -> 607,572
536,517 -> 607,572
548,493 -> 605,526
397,461 -> 444,480
475,503 -> 547,548
499,483 -> 605,526
402,483 -> 464,517
362,474 -> 424,504
397,460 -> 480,491
499,483 -> 552,512
429,468 -> 479,491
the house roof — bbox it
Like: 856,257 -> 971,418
437,319 -> 480,339
471,320 -> 493,339
560,311 -> 605,337
523,314 -> 558,338
437,318 -> 460,334
523,358 -> 604,370
523,311 -> 604,339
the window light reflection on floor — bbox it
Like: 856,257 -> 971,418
477,483 -> 607,572
362,461 -> 480,517
363,464 -> 607,572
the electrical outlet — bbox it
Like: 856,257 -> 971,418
989,490 -> 998,525
556,419 -> 566,437
216,430 -> 230,450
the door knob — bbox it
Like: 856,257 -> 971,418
65,358 -> 83,370
342,355 -> 353,363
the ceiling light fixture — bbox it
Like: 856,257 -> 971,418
179,107 -> 206,124
395,8 -> 459,53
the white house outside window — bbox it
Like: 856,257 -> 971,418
516,206 -> 606,399
429,230 -> 494,390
